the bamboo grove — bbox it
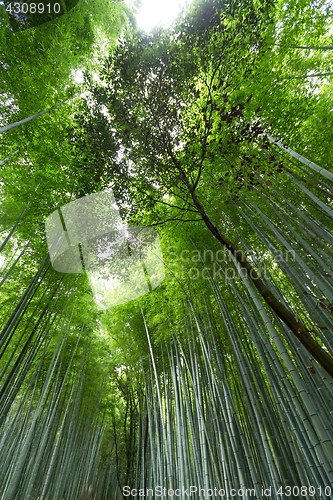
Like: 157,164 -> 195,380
1,0 -> 333,499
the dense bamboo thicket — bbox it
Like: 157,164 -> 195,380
1,0 -> 333,499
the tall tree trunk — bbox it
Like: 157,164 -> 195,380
190,190 -> 333,378
266,134 -> 333,181
0,102 -> 67,135
284,167 -> 333,200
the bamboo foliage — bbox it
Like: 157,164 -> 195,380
121,136 -> 333,499
1,3 -> 333,496
2,146 -> 333,498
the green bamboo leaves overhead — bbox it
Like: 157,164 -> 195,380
72,0 -> 333,374
1,0 -> 333,498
